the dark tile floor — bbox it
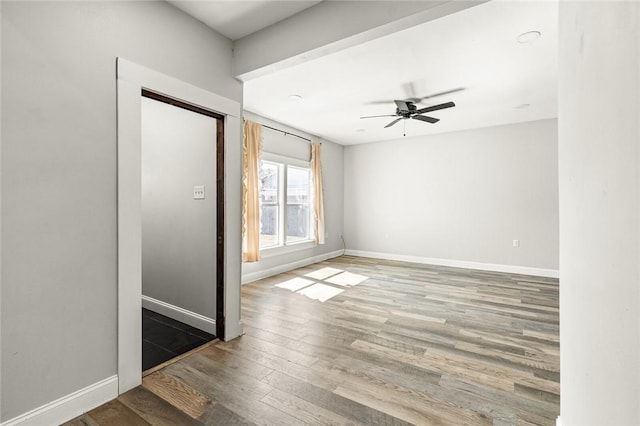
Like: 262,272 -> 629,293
142,308 -> 215,371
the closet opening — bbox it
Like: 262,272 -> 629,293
140,89 -> 225,373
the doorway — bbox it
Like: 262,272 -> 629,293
140,90 -> 224,371
116,58 -> 242,394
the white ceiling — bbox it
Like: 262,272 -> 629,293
167,1 -> 558,145
168,0 -> 322,40
242,1 -> 558,145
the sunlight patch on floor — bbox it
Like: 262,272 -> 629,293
274,277 -> 316,291
297,283 -> 344,303
325,271 -> 368,287
273,267 -> 369,303
304,267 -> 343,280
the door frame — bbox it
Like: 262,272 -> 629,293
116,58 -> 242,394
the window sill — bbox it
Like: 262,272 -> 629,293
259,240 -> 316,259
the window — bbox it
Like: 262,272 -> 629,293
259,154 -> 314,251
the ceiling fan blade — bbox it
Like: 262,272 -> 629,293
402,81 -> 419,99
394,100 -> 410,112
360,114 -> 397,119
367,100 -> 396,105
415,101 -> 456,115
412,115 -> 439,124
368,88 -> 465,106
384,118 -> 403,128
416,87 -> 465,102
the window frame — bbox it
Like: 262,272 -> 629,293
259,152 -> 316,257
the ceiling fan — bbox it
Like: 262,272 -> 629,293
360,99 -> 456,128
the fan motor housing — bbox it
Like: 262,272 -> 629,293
396,102 -> 417,118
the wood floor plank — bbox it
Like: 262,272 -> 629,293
176,352 -> 275,401
334,379 -> 492,426
118,387 -> 202,426
318,354 -> 510,421
439,373 -> 559,422
352,339 -> 516,392
261,388 -> 363,426
162,362 -> 301,426
523,328 -> 561,343
455,340 -> 559,373
197,344 -> 274,380
142,371 -> 213,419
85,399 -> 151,426
197,402 -> 256,425
215,337 -> 343,391
262,370 -> 411,425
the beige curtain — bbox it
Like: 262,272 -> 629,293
242,120 -> 263,261
311,141 -> 325,244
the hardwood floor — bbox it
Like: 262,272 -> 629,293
66,256 -> 560,425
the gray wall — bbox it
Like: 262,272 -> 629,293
0,1 -> 241,421
241,112 -> 344,282
343,119 -> 559,271
559,2 -> 640,425
141,97 -> 217,319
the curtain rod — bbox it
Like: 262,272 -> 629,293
261,124 -> 312,143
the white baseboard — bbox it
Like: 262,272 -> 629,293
141,295 -> 216,335
344,249 -> 559,278
242,249 -> 344,284
1,375 -> 117,426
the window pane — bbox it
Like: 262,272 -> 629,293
260,205 -> 278,248
287,166 -> 310,204
260,161 -> 279,204
287,205 -> 310,242
260,161 -> 280,248
287,165 -> 311,242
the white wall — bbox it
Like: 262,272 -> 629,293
0,1 -> 241,422
141,97 -> 217,321
241,112 -> 344,283
558,2 -> 640,425
344,119 -> 558,273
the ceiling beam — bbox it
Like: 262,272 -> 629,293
232,0 -> 487,81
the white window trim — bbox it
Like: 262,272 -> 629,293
260,152 -> 316,255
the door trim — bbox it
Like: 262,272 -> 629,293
116,58 -> 241,393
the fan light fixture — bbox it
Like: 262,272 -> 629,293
517,31 -> 541,44
289,94 -> 303,101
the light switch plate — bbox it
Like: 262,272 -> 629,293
193,185 -> 205,200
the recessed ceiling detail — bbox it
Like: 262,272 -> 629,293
517,30 -> 542,44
